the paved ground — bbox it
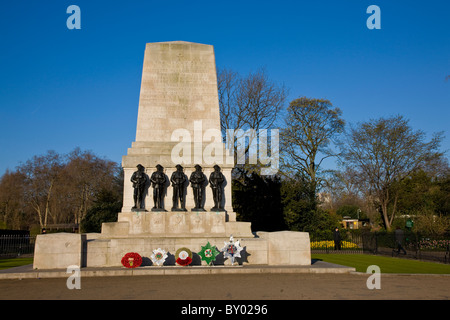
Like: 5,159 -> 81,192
0,272 -> 449,300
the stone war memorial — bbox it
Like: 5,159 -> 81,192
33,41 -> 311,269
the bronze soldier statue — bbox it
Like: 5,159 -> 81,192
150,164 -> 166,211
209,164 -> 225,211
171,164 -> 187,211
189,164 -> 206,211
131,164 -> 148,210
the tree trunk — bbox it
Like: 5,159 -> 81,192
381,202 -> 392,231
44,181 -> 54,228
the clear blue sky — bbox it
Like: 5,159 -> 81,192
0,0 -> 449,175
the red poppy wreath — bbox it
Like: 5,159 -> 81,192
121,252 -> 143,268
175,247 -> 193,266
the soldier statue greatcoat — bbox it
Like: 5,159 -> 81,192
189,164 -> 206,211
131,164 -> 148,210
150,164 -> 166,211
209,165 -> 225,211
171,164 -> 187,211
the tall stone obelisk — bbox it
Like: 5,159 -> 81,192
134,41 -> 221,145
120,41 -> 236,231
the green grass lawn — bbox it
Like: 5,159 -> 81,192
312,254 -> 450,274
0,257 -> 34,270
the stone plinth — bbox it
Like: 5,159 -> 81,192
84,231 -> 311,268
33,233 -> 85,269
101,211 -> 252,238
33,230 -> 311,269
258,231 -> 311,265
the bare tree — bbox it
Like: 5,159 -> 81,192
280,97 -> 345,198
218,68 -> 287,179
218,68 -> 286,134
62,148 -> 119,225
17,150 -> 63,229
0,170 -> 31,229
339,115 -> 444,230
321,167 -> 361,209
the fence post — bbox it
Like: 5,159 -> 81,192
375,232 -> 378,254
446,244 -> 449,264
0,234 -> 35,258
415,233 -> 420,260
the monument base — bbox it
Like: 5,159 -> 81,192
32,41 -> 313,270
33,233 -> 86,269
83,231 -> 310,268
101,210 -> 251,238
33,212 -> 311,269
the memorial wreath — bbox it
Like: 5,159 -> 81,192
121,252 -> 143,268
150,248 -> 168,266
198,241 -> 220,266
175,247 -> 193,266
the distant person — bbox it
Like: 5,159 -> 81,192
333,227 -> 341,250
395,227 -> 407,255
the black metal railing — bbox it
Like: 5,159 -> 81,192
310,233 -> 364,254
310,231 -> 450,264
0,235 -> 36,258
1,231 -> 448,263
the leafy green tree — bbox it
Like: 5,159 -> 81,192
434,174 -> 450,216
394,170 -> 436,214
390,167 -> 450,233
280,175 -> 340,234
81,189 -> 122,233
232,173 -> 286,232
281,176 -> 316,231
